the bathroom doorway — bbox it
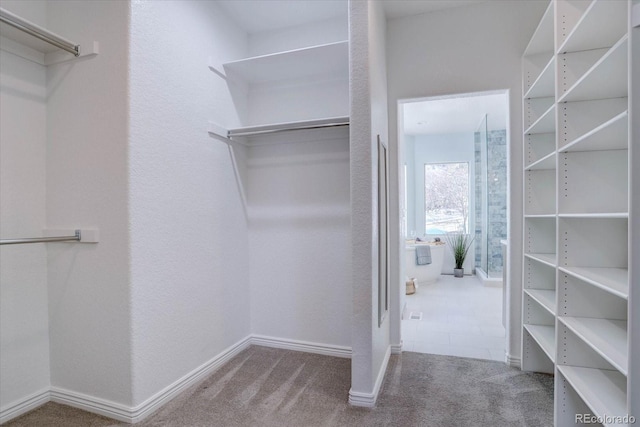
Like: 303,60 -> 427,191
399,90 -> 509,361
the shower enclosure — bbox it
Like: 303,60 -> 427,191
474,114 -> 507,281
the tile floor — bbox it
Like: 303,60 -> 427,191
402,274 -> 506,362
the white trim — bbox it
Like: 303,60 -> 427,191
250,335 -> 352,359
506,353 -> 521,368
348,345 -> 391,407
127,335 -> 252,423
49,388 -> 133,423
390,343 -> 403,354
0,388 -> 50,424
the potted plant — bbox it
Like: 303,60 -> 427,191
445,233 -> 474,277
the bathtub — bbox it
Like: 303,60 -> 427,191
405,242 -> 445,285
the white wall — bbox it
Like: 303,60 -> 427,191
248,16 -> 347,57
45,0 -> 132,405
386,0 -> 548,364
349,0 -> 391,405
248,131 -> 351,348
0,0 -> 50,413
128,0 -> 251,406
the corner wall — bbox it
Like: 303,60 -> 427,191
349,0 -> 391,406
45,0 -> 132,406
128,0 -> 251,407
386,0 -> 549,364
0,0 -> 49,415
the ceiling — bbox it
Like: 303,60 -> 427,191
403,93 -> 508,135
382,0 -> 485,20
215,1 -> 347,34
215,0 -> 485,34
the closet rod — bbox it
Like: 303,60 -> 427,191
0,230 -> 81,245
228,122 -> 349,138
0,8 -> 79,56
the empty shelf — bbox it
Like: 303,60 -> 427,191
560,111 -> 628,152
524,324 -> 555,362
525,253 -> 557,267
559,317 -> 627,375
558,366 -> 627,427
223,41 -> 348,85
559,267 -> 628,300
525,289 -> 556,315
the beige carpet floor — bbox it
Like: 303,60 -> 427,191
4,346 -> 553,426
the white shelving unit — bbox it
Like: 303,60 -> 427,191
521,1 -> 634,425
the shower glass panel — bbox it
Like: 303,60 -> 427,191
475,115 -> 488,275
475,114 -> 507,279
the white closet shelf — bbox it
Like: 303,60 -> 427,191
557,0 -> 628,54
558,213 -> 628,219
524,56 -> 555,99
524,214 -> 555,218
525,152 -> 555,170
525,289 -> 556,315
557,366 -> 627,427
559,267 -> 628,300
524,104 -> 555,135
525,253 -> 557,268
226,116 -> 349,138
559,317 -> 627,375
222,41 -> 348,85
523,1 -> 554,56
558,36 -> 628,103
524,324 -> 555,362
559,111 -> 628,152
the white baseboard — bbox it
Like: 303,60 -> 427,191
4,336 -> 253,425
348,345 -> 391,408
250,334 -> 352,358
507,353 -> 521,368
0,388 -> 50,424
50,388 -> 133,423
128,336 -> 252,422
390,343 -> 402,354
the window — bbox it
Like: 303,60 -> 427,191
424,162 -> 469,234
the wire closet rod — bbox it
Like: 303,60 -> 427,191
228,121 -> 349,138
0,230 -> 81,246
0,7 -> 79,56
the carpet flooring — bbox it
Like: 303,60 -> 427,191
4,346 -> 553,426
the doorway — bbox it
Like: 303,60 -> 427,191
399,90 -> 509,361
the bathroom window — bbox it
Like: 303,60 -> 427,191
424,162 -> 469,234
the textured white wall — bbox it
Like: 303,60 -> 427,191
0,0 -> 49,410
45,0 -> 132,404
128,0 -> 251,406
248,16 -> 348,57
248,131 -> 351,347
350,0 -> 391,399
386,0 -> 548,363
